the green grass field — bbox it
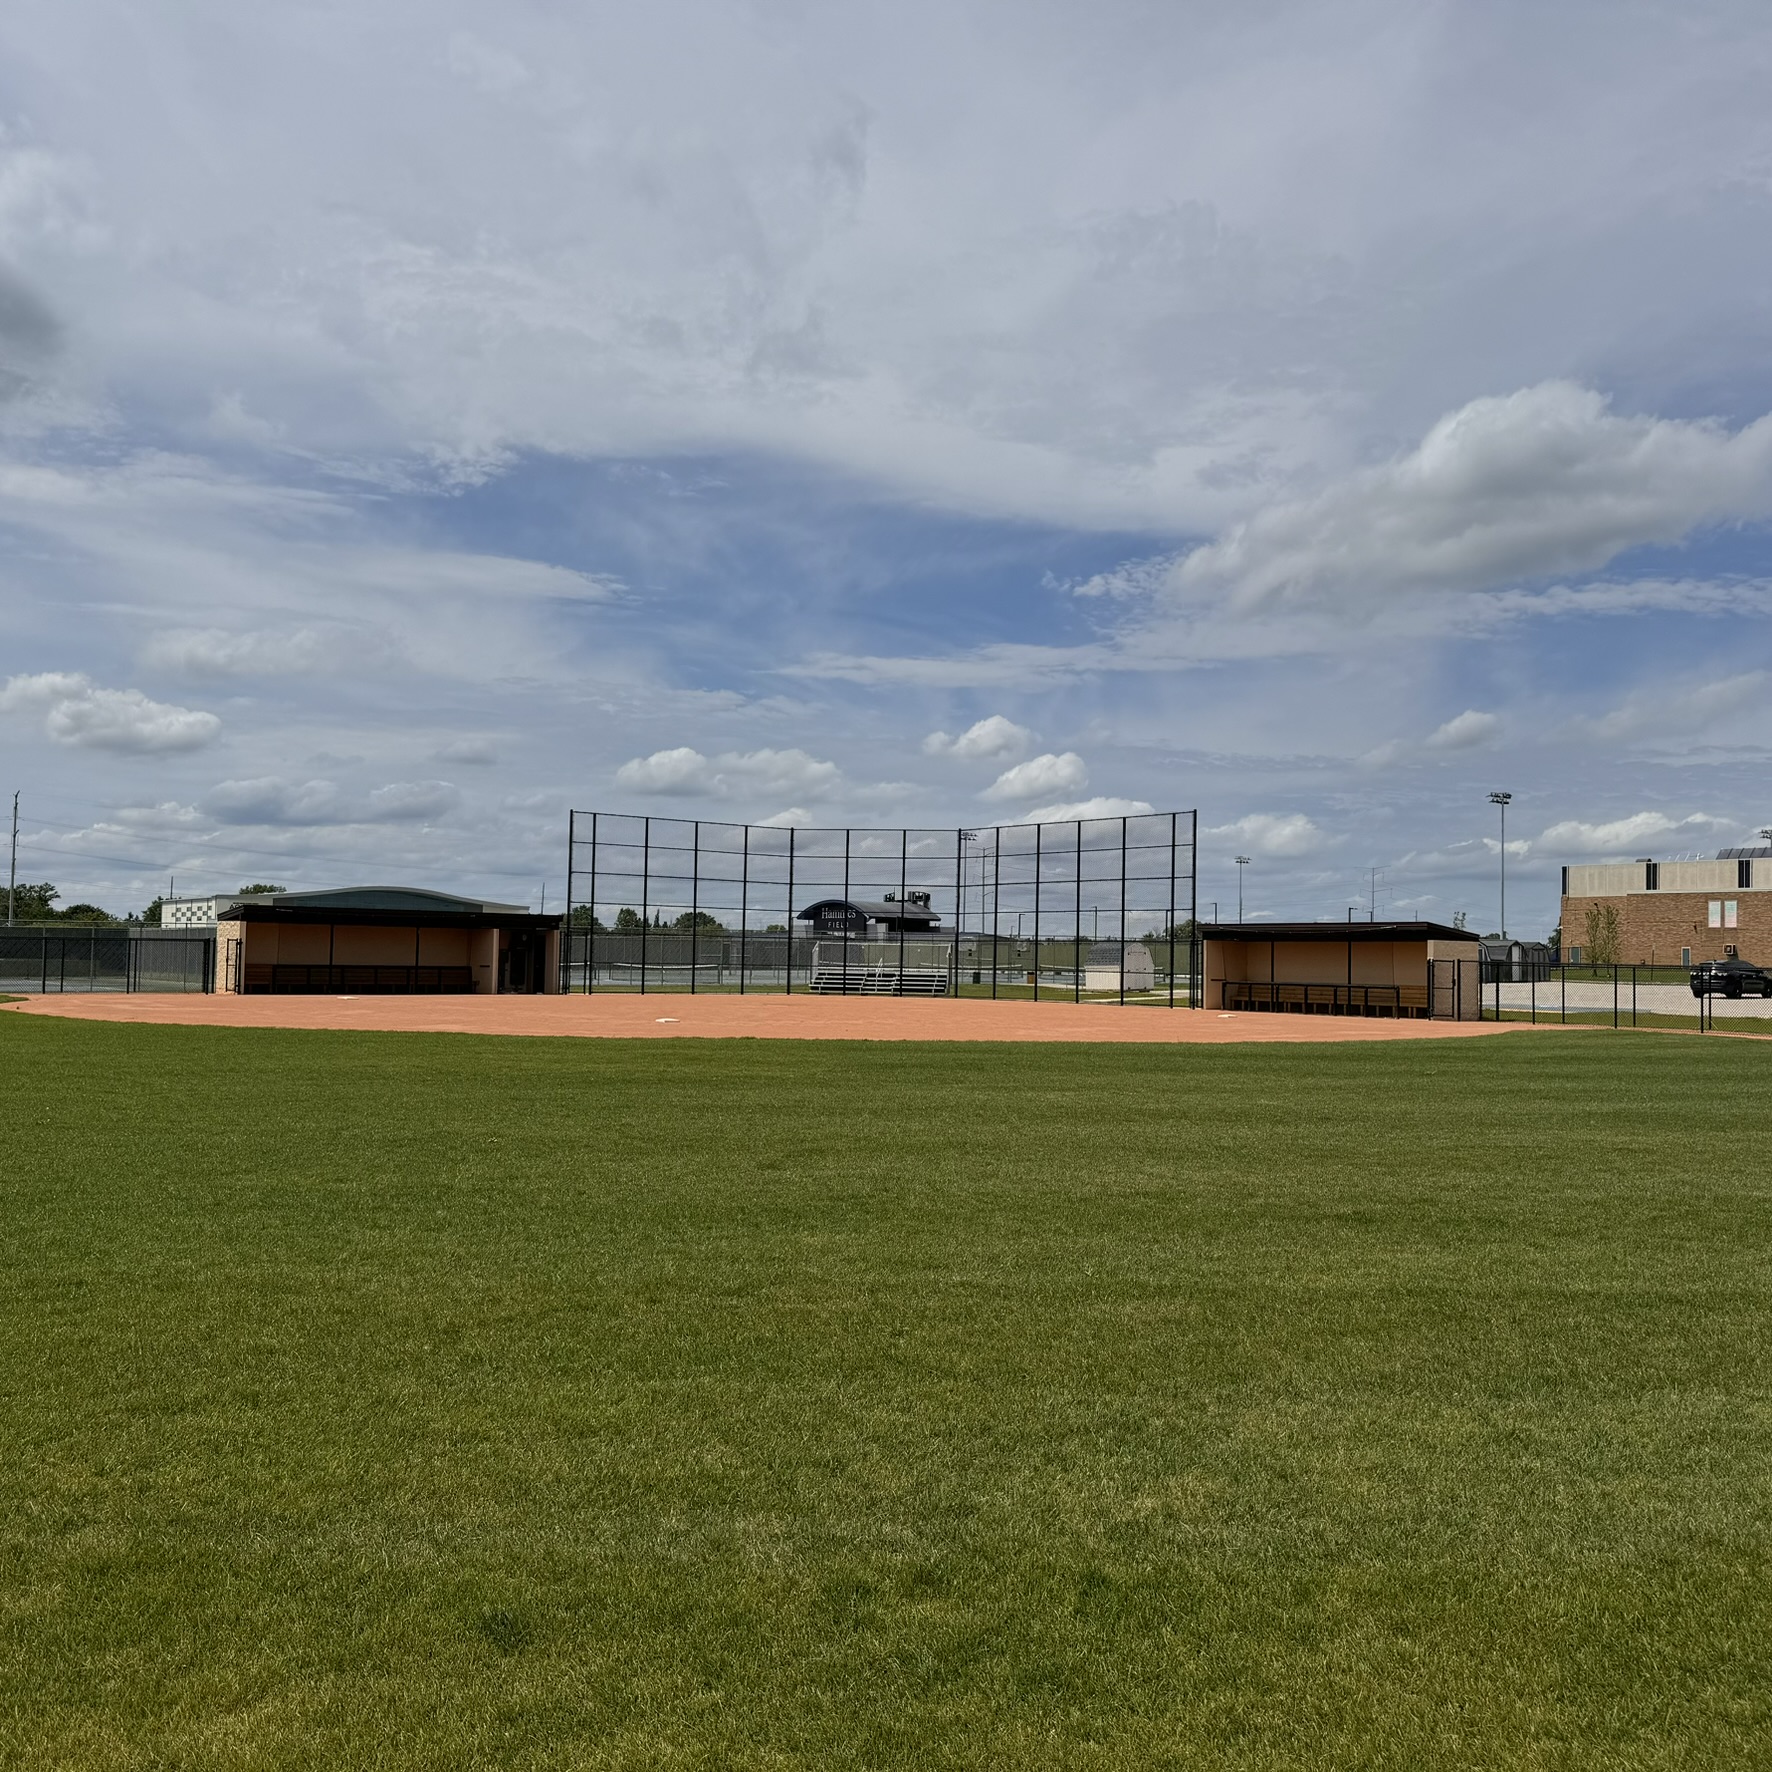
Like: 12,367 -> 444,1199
3,1014 -> 1769,1769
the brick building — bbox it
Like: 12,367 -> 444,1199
1560,848 -> 1772,966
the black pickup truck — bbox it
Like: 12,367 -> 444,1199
1690,958 -> 1772,998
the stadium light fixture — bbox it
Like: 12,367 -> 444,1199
1235,855 -> 1250,923
1489,792 -> 1513,938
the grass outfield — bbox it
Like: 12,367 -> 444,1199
1,1017 -> 1769,1768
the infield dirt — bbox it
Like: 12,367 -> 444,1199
4,991 -> 1542,1044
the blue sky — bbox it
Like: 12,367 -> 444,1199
5,0 -> 1772,935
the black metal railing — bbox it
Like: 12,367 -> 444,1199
1478,964 -> 1755,1030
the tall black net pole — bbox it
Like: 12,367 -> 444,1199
739,822 -> 749,996
587,812 -> 598,994
898,827 -> 908,993
991,824 -> 1000,1000
1033,819 -> 1042,1002
690,821 -> 700,994
1168,811 -> 1176,1009
953,830 -> 964,999
1074,821 -> 1082,1003
640,816 -> 650,996
1119,816 -> 1128,1006
785,827 -> 795,995
1190,808 -> 1200,1009
565,809 -> 576,994
843,827 -> 852,993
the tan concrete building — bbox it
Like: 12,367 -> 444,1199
211,887 -> 561,994
1560,849 -> 1771,967
1201,921 -> 1482,1019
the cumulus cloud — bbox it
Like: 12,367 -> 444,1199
981,752 -> 1087,803
1425,710 -> 1501,751
1021,795 -> 1157,824
921,715 -> 1033,762
615,746 -> 841,801
1175,384 -> 1772,611
1536,811 -> 1730,857
0,671 -> 220,753
1578,673 -> 1769,743
202,778 -> 459,826
1205,813 -> 1325,858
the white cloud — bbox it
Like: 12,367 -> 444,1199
1579,673 -> 1769,743
435,736 -> 500,765
1205,813 -> 1325,858
1535,811 -> 1730,857
0,671 -> 220,753
757,807 -> 812,827
1424,709 -> 1501,751
141,626 -> 383,679
1020,795 -> 1157,824
921,715 -> 1033,761
1174,384 -> 1772,610
202,778 -> 459,826
982,751 -> 1087,802
615,746 -> 841,801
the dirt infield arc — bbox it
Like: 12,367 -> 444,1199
3,992 -> 1541,1044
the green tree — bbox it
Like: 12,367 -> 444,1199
569,906 -> 605,930
1583,903 -> 1622,967
614,908 -> 643,933
139,897 -> 165,927
673,909 -> 725,934
54,903 -> 119,924
9,882 -> 60,921
237,883 -> 286,895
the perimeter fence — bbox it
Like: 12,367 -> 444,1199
563,810 -> 1199,1005
1482,964 -> 1758,1031
0,928 -> 215,994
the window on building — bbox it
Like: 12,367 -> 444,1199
1710,900 -> 1723,928
1681,947 -> 1691,967
1726,900 -> 1739,929
1740,858 -> 1753,890
1645,861 -> 1659,890
1570,945 -> 1582,962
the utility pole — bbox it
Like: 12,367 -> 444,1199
1489,791 -> 1513,938
7,790 -> 17,926
1235,855 -> 1250,922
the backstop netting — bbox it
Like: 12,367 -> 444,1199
563,810 -> 1198,1004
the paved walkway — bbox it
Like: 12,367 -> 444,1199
4,992 -> 1543,1045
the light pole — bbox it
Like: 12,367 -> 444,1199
959,830 -> 977,934
1489,792 -> 1512,938
1235,856 -> 1250,922
7,790 -> 16,926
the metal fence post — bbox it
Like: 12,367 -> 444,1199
1167,811 -> 1176,1009
739,822 -> 749,996
785,827 -> 795,995
990,824 -> 1000,1000
587,811 -> 598,994
690,820 -> 700,995
565,809 -> 576,993
897,826 -> 908,995
640,816 -> 650,995
1074,821 -> 1082,1004
1033,819 -> 1042,1002
1119,815 -> 1128,1006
